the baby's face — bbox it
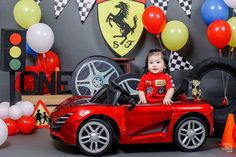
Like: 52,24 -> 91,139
148,54 -> 166,74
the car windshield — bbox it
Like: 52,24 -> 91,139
90,85 -> 121,105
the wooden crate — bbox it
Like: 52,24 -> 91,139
21,94 -> 73,113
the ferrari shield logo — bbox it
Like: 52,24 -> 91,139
98,0 -> 145,56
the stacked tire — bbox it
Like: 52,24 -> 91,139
188,57 -> 236,136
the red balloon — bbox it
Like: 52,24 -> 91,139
4,118 -> 18,136
233,125 -> 236,144
142,6 -> 166,34
207,20 -> 232,49
17,116 -> 36,134
36,51 -> 60,72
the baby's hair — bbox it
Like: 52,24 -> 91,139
143,48 -> 169,74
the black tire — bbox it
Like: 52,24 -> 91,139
70,55 -> 123,96
188,57 -> 236,79
188,57 -> 236,136
113,73 -> 140,96
77,118 -> 114,156
174,117 -> 208,152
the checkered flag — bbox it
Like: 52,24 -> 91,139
35,0 -> 42,4
150,0 -> 169,14
169,51 -> 193,72
54,0 -> 71,18
177,0 -> 192,18
76,0 -> 96,24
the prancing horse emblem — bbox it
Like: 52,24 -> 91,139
98,0 -> 145,56
106,2 -> 137,45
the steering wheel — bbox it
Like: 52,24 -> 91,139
111,81 -> 137,110
111,81 -> 130,96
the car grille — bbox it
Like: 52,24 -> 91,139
49,113 -> 74,132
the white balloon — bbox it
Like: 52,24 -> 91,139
0,106 -> 9,119
0,119 -> 8,146
15,101 -> 24,106
19,101 -> 34,116
26,23 -> 54,53
224,0 -> 236,8
0,102 -> 10,107
9,105 -> 22,120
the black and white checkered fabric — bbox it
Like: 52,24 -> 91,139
35,0 -> 42,4
54,0 -> 70,18
150,0 -> 169,14
177,0 -> 192,18
169,51 -> 193,72
76,0 -> 96,23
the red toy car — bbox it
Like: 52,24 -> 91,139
49,83 -> 214,156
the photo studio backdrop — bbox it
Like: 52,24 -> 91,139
0,0 -> 236,109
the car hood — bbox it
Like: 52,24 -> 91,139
55,96 -> 92,110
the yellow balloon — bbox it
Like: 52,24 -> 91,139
13,0 -> 41,29
161,20 -> 189,51
227,17 -> 236,48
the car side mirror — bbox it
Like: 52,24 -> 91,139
174,78 -> 201,101
127,98 -> 136,111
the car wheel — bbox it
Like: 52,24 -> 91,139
188,57 -> 236,136
113,73 -> 140,96
77,119 -> 114,156
70,55 -> 123,96
174,117 -> 207,152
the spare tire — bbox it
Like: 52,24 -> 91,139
70,55 -> 123,96
188,57 -> 236,136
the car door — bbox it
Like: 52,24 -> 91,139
124,103 -> 174,136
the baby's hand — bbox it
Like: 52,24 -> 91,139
163,98 -> 173,105
138,98 -> 147,104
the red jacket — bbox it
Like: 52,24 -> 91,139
137,72 -> 175,103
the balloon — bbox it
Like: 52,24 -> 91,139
36,50 -> 60,71
224,0 -> 236,8
161,20 -> 189,51
233,125 -> 236,144
142,6 -> 166,34
0,106 -> 9,119
227,17 -> 236,48
15,101 -> 24,106
26,42 -> 38,57
4,118 -> 18,136
13,0 -> 41,29
9,105 -> 23,120
0,119 -> 8,146
207,20 -> 231,49
17,116 -> 36,134
26,23 -> 54,53
0,102 -> 10,107
201,0 -> 229,25
19,101 -> 34,116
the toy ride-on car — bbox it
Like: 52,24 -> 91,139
49,81 -> 214,156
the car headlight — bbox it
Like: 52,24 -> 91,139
79,110 -> 90,117
49,112 -> 74,131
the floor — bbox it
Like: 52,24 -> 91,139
0,129 -> 235,157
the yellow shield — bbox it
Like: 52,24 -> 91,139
98,0 -> 144,56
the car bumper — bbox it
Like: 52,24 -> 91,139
49,114 -> 82,145
50,131 -> 76,146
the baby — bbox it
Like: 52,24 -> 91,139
137,48 -> 175,105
